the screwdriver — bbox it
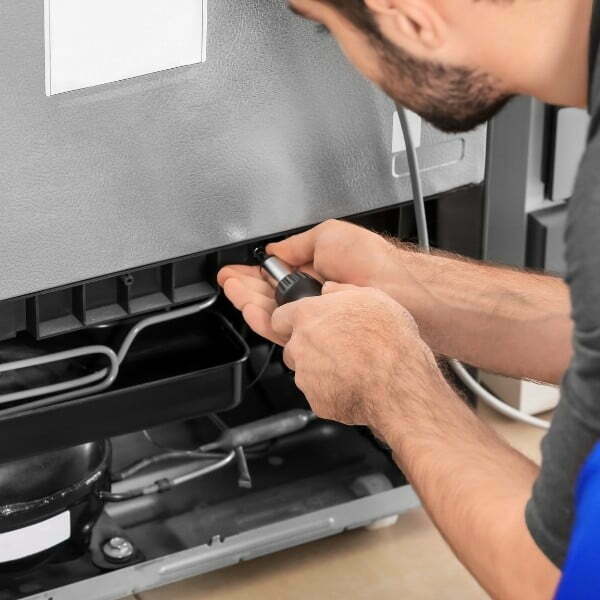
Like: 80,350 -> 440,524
253,247 -> 323,306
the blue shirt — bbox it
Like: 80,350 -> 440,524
555,440 -> 600,598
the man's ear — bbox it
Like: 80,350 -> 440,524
364,0 -> 445,53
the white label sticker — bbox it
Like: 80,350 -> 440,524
0,511 -> 71,563
44,0 -> 208,95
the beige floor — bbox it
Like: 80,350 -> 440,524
124,405 -> 547,600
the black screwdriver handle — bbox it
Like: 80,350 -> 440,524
275,272 -> 323,305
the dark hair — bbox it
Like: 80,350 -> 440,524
314,0 -> 433,88
316,0 -> 382,38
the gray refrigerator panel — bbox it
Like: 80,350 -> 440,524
25,488 -> 420,600
0,0 -> 486,302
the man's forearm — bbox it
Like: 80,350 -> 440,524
382,247 -> 573,384
382,382 -> 560,600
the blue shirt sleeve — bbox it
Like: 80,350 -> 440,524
555,440 -> 600,598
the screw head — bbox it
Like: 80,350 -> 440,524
103,536 -> 135,562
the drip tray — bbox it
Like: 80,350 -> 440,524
0,311 -> 249,462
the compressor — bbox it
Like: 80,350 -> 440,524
0,441 -> 111,574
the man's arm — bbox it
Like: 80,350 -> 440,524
265,284 -> 560,600
220,239 -> 572,385
386,246 -> 573,384
389,383 -> 560,599
257,220 -> 573,385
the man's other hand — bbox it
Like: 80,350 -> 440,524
270,283 -> 447,439
266,219 -> 396,288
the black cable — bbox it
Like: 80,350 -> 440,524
246,343 -> 277,390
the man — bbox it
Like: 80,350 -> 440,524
218,0 -> 598,597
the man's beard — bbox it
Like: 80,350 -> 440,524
376,39 -> 513,133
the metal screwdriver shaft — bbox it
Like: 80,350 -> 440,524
254,247 -> 323,306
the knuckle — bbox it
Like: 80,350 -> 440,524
295,300 -> 314,322
302,323 -> 323,345
397,304 -> 415,323
322,218 -> 341,231
282,345 -> 295,370
368,286 -> 387,299
293,371 -> 306,391
270,313 -> 283,334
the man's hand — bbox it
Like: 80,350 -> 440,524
266,219 -> 397,289
270,282 -> 449,438
217,219 -> 405,346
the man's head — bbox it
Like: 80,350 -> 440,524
288,0 -> 516,133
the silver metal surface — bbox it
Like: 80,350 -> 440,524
0,344 -> 118,406
550,108 -> 589,202
485,97 -> 537,266
0,1 -> 486,303
484,96 -> 570,267
262,256 -> 292,284
25,486 -> 420,600
102,537 -> 135,562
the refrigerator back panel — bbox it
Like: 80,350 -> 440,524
0,0 -> 486,302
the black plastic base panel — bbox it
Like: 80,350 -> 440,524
0,258 -> 215,343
